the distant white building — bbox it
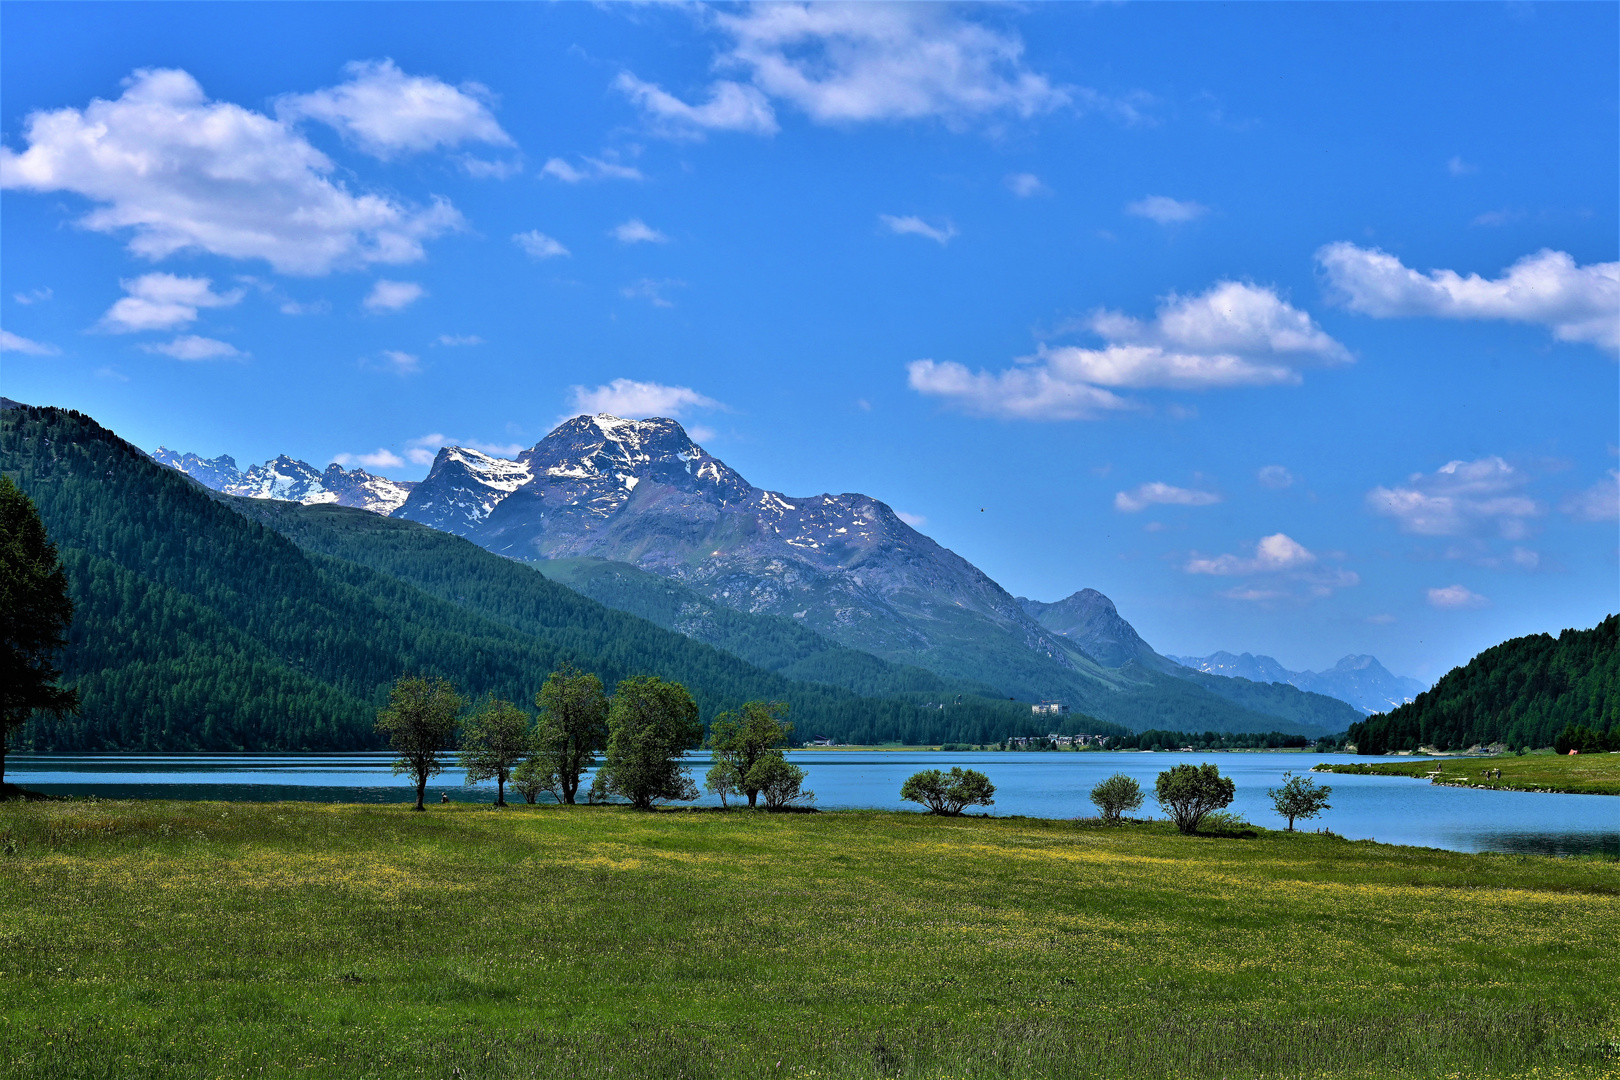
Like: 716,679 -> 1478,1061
1031,701 -> 1069,717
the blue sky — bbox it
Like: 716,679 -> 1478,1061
3,2 -> 1616,681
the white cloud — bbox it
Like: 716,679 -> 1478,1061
1125,195 -> 1207,225
610,219 -> 670,245
279,298 -> 330,316
513,230 -> 569,259
364,280 -> 425,313
567,378 -> 721,419
1428,584 -> 1488,610
277,59 -> 513,159
1367,457 -> 1540,539
1113,482 -> 1221,513
539,155 -> 645,183
404,431 -> 524,465
613,74 -> 778,138
12,287 -> 52,305
1317,243 -> 1620,354
1447,156 -> 1476,177
621,279 -> 684,308
1185,532 -> 1358,600
0,68 -> 463,275
99,273 -> 244,333
896,511 -> 927,528
1005,173 -> 1047,197
909,280 -> 1347,420
1563,470 -> 1620,522
434,334 -> 483,347
375,349 -> 420,375
880,214 -> 956,245
625,1 -> 1069,135
0,329 -> 60,355
458,156 -> 523,180
333,448 -> 406,469
140,334 -> 244,361
1257,465 -> 1295,489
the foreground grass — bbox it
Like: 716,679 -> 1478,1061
1,801 -> 1617,1079
1317,752 -> 1620,795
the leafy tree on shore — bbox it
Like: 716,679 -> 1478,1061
376,675 -> 463,811
0,475 -> 79,788
594,676 -> 702,809
459,696 -> 533,807
1089,773 -> 1143,823
900,767 -> 995,815
704,759 -> 738,807
511,756 -> 549,805
1154,764 -> 1235,834
750,754 -> 814,810
707,700 -> 792,808
532,664 -> 610,805
1267,771 -> 1332,831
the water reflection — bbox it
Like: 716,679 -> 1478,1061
8,750 -> 1616,857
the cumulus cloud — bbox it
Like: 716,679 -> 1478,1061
1317,243 -> 1620,354
610,219 -> 670,245
13,287 -> 52,305
1186,532 -> 1317,576
1428,584 -> 1488,610
513,230 -> 569,259
0,68 -> 463,275
908,280 -> 1347,420
99,273 -> 244,333
1184,533 -> 1358,601
1113,482 -> 1221,513
1367,457 -> 1540,540
333,448 -> 407,470
1005,172 -> 1047,197
364,280 -> 425,313
1257,465 -> 1295,489
434,334 -> 483,347
140,335 -> 244,361
1126,195 -> 1207,225
616,3 -> 1076,136
880,214 -> 956,245
365,349 -> 420,375
1563,470 -> 1620,522
539,156 -> 645,183
0,329 -> 60,355
277,59 -> 513,159
567,378 -> 722,419
896,511 -> 927,527
621,279 -> 684,308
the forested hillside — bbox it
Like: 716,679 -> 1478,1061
1347,616 -> 1617,753
0,405 -> 1095,750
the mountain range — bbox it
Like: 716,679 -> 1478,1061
150,414 -> 1373,734
1166,652 -> 1428,715
151,448 -> 416,515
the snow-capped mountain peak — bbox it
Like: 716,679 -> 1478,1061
151,448 -> 416,515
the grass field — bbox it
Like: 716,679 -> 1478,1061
1,800 -> 1617,1079
1316,751 -> 1620,796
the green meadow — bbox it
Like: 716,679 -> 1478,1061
1,800 -> 1616,1079
1317,751 -> 1620,796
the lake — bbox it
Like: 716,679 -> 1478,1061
8,750 -> 1616,857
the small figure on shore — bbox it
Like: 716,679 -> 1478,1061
441,792 -> 449,804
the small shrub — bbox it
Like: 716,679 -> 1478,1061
1155,763 -> 1235,834
1198,810 -> 1254,835
749,753 -> 814,810
1089,773 -> 1143,823
900,768 -> 995,815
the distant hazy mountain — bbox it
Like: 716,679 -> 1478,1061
1167,651 -> 1428,714
152,447 -> 416,515
1017,590 -> 1178,672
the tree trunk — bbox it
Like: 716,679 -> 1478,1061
496,776 -> 506,807
1286,815 -> 1296,831
1,742 -> 7,789
414,773 -> 427,811
562,774 -> 576,805
746,789 -> 758,808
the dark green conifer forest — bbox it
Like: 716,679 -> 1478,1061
1347,616 -> 1617,754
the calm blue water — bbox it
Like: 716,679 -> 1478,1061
8,750 -> 1617,857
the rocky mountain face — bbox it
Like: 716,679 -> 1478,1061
395,415 -> 1092,698
1017,590 -> 1178,672
151,447 -> 416,515
1167,650 -> 1428,714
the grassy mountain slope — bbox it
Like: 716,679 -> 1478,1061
0,406 -> 1085,750
1347,615 -> 1617,753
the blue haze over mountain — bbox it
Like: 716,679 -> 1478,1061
1166,652 -> 1428,715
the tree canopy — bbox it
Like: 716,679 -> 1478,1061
532,664 -> 609,805
1154,764 -> 1235,834
707,700 -> 792,808
594,676 -> 703,809
376,675 -> 463,811
459,696 -> 533,807
899,768 -> 995,815
0,474 -> 78,787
